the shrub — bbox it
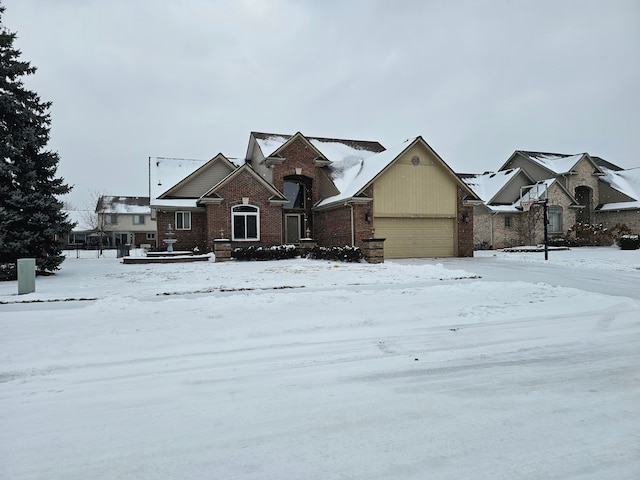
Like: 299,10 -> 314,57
232,244 -> 298,261
307,245 -> 363,263
566,223 -> 631,246
617,235 -> 640,250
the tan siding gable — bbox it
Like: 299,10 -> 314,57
373,143 -> 457,217
172,162 -> 235,198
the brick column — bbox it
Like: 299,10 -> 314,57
213,239 -> 231,262
362,238 -> 385,264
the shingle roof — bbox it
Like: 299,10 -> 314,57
251,132 -> 385,158
96,196 -> 150,214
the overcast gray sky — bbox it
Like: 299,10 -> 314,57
4,0 -> 639,209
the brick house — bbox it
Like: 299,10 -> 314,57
150,132 -> 480,258
462,151 -> 640,249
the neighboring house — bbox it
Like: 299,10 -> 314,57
95,196 -> 157,248
150,132 -> 480,258
62,210 -> 95,249
462,151 -> 640,248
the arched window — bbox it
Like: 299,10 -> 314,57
232,205 -> 259,241
548,205 -> 563,233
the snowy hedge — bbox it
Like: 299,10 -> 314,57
617,235 -> 640,250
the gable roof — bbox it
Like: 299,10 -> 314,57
199,163 -> 286,202
150,155 -> 240,208
160,154 -> 237,198
461,168 -> 532,204
96,196 -> 150,214
317,137 -> 478,208
251,131 -> 385,159
501,150 -> 603,176
598,167 -> 640,211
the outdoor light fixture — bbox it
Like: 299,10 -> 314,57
461,212 -> 470,223
365,212 -> 372,223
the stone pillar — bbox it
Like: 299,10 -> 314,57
298,238 -> 317,258
213,239 -> 231,262
362,238 -> 385,264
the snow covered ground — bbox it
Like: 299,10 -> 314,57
1,247 -> 639,479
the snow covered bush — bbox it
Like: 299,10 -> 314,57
617,234 -> 640,250
307,246 -> 362,263
232,245 -> 298,261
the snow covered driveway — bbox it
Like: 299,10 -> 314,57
1,247 -> 639,479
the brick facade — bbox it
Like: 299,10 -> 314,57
204,169 -> 284,249
457,186 -> 474,257
156,209 -> 207,252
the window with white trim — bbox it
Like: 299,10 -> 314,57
133,214 -> 145,225
175,211 -> 191,230
548,206 -> 563,233
232,205 -> 259,241
146,233 -> 156,240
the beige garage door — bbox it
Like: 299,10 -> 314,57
375,217 -> 455,258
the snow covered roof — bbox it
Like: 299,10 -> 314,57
96,196 -> 150,214
252,132 -> 385,163
150,157 -> 208,202
317,138 -> 417,207
599,167 -> 640,211
462,168 -> 522,203
515,151 -> 590,175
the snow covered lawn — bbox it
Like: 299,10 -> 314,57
1,247 -> 639,479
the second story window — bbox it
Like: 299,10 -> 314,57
133,214 -> 145,225
104,214 -> 117,225
283,181 -> 306,209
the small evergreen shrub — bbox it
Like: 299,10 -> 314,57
617,234 -> 640,250
232,244 -> 298,261
307,245 -> 363,263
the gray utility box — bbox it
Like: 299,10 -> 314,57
18,258 -> 36,295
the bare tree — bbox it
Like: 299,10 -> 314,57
517,206 -> 545,245
83,191 -> 113,255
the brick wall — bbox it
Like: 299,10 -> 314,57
314,202 -> 374,248
156,210 -> 207,252
457,186 -> 474,257
205,168 -> 283,249
595,209 -> 640,233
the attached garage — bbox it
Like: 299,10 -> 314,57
375,217 -> 456,258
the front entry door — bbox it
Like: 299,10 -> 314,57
285,214 -> 301,244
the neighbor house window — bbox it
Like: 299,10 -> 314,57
69,233 -> 86,244
504,216 -> 512,228
232,205 -> 259,241
146,233 -> 156,240
104,214 -> 117,225
133,214 -> 145,225
115,233 -> 128,245
548,206 -> 562,233
175,211 -> 191,230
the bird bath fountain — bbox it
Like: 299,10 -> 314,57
121,223 -> 211,264
163,224 -> 178,252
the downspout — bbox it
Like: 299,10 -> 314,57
347,201 -> 355,246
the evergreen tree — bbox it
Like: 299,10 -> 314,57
0,5 -> 73,280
